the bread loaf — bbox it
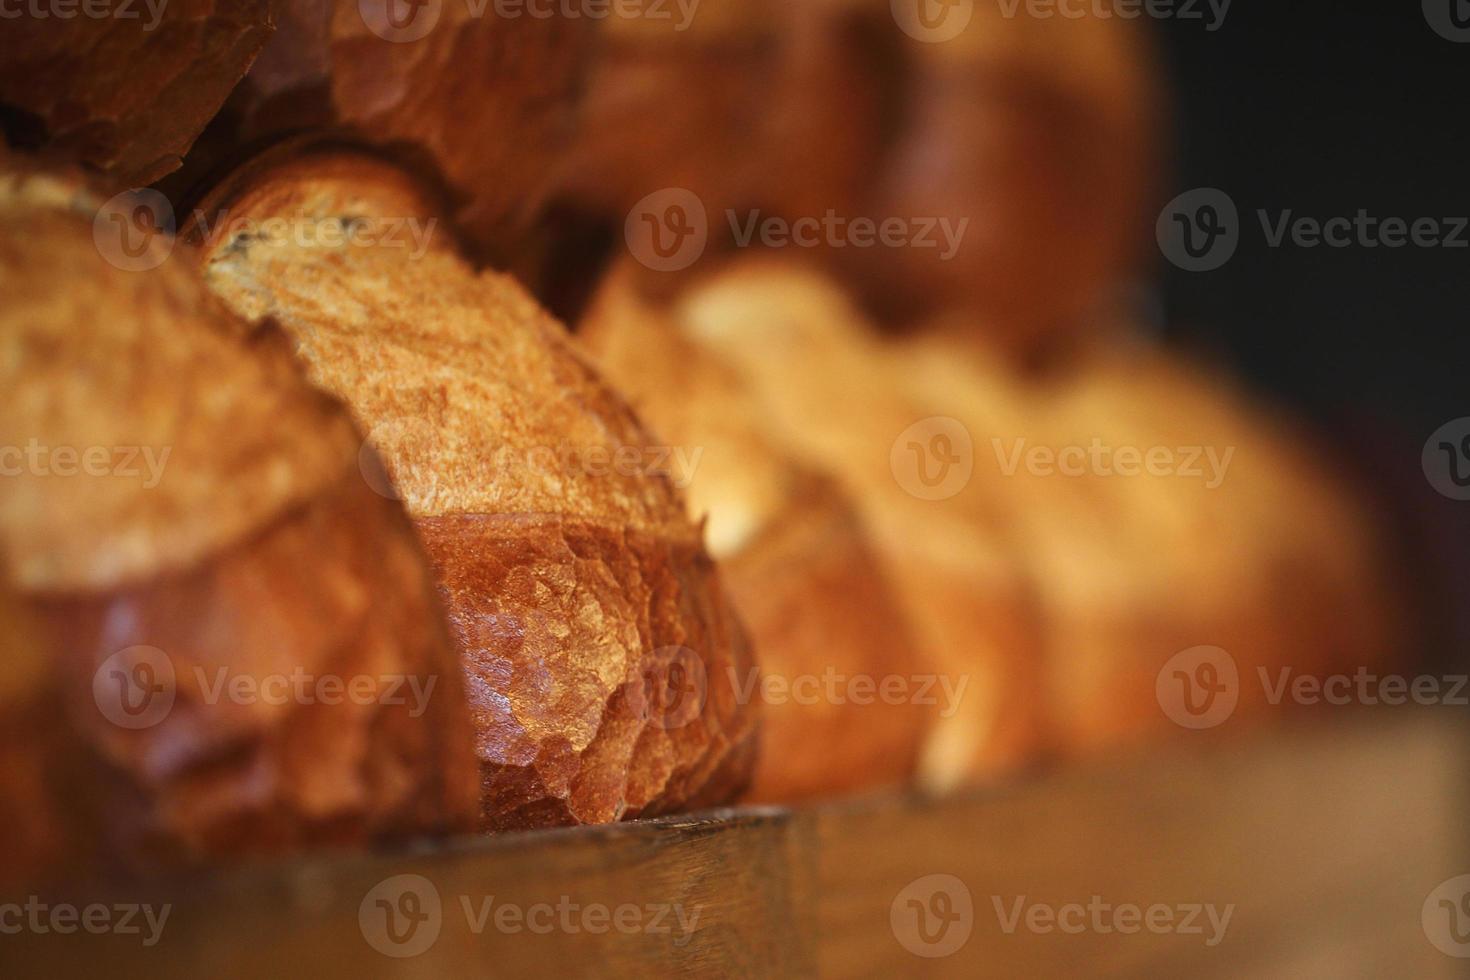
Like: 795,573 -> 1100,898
580,263 -> 931,802
213,0 -> 593,257
0,0 -> 271,187
658,256 -> 1047,789
898,330 -> 1404,748
862,8 -> 1159,358
187,146 -> 760,830
555,0 -> 776,225
0,166 -> 478,883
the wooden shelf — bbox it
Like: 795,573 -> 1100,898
7,712 -> 1469,978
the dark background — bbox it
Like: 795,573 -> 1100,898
1151,1 -> 1469,659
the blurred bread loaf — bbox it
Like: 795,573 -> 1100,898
0,165 -> 479,884
196,0 -> 593,256
580,263 -> 931,802
863,7 -> 1160,357
188,146 -> 760,830
899,330 -> 1405,748
0,0 -> 272,187
654,256 -> 1048,789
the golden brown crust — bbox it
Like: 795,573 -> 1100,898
860,8 -> 1160,356
191,150 -> 690,534
554,0 -> 887,232
652,257 -> 1047,788
190,147 -> 759,830
0,0 -> 272,186
35,468 -> 481,867
225,0 -> 594,253
0,165 -> 478,882
417,514 -> 756,829
898,333 -> 1405,752
580,264 -> 931,801
722,479 -> 932,802
0,174 -> 359,592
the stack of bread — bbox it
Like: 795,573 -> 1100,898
0,0 -> 1403,890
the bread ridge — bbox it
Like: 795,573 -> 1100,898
192,150 -> 694,538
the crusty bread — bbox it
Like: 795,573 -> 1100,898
0,0 -> 271,187
580,264 -> 931,802
219,0 -> 592,256
663,256 -> 1048,789
0,167 -> 479,884
556,0 -> 776,226
898,329 -> 1405,749
861,7 -> 1159,358
554,0 -> 886,236
188,146 -> 760,830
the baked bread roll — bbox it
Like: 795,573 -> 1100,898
0,166 -> 478,883
899,330 -> 1403,749
660,256 -> 1047,789
0,0 -> 271,186
211,0 -> 593,255
187,146 -> 759,831
554,0 -> 887,240
555,0 -> 776,225
580,263 -> 930,802
862,7 -> 1159,358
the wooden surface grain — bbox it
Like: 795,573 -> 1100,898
4,712 -> 1467,978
